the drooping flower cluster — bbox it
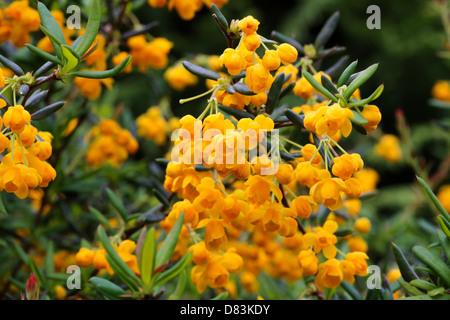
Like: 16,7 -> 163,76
147,0 -> 229,21
0,104 -> 56,199
86,119 -> 138,168
136,106 -> 180,146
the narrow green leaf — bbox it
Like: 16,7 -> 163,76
155,212 -> 185,268
26,43 -> 62,65
343,63 -> 379,101
152,251 -> 193,288
265,72 -> 286,114
335,228 -> 353,237
34,61 -> 56,78
314,11 -> 340,49
31,101 -> 65,121
279,81 -> 296,99
0,193 -> 7,215
90,277 -> 132,300
29,256 -> 46,288
347,84 -> 384,107
61,45 -> 80,74
226,84 -> 236,95
324,55 -> 349,80
392,242 -> 419,282
88,206 -> 112,228
233,83 -> 255,95
321,74 -> 339,95
13,242 -> 29,266
140,227 -> 157,292
182,61 -> 221,80
365,288 -> 380,300
337,60 -> 358,88
0,54 -> 24,75
302,69 -> 339,103
97,226 -> 141,286
428,287 -> 446,297
39,24 -> 64,59
412,245 -> 450,287
104,254 -> 139,292
44,242 -> 55,275
24,90 -> 48,109
69,56 -> 132,79
171,269 -> 187,300
410,279 -> 437,292
416,176 -> 450,223
38,2 -> 66,44
75,0 -> 101,56
106,188 -> 129,222
340,281 -> 362,300
211,3 -> 228,28
398,280 -> 424,296
284,109 -> 305,129
218,103 -> 255,120
438,216 -> 450,238
71,36 -> 83,50
350,110 -> 369,125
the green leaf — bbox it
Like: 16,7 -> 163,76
37,1 -> 66,59
343,63 -> 379,101
412,245 -> 450,287
428,287 -> 446,297
429,98 -> 450,110
13,242 -> 29,266
39,24 -> 64,60
69,56 -> 132,79
392,242 -> 419,282
106,188 -> 129,222
104,254 -> 139,292
97,226 -> 141,289
321,74 -> 339,95
438,216 -> 450,238
182,61 -> 221,80
314,11 -> 340,49
155,212 -> 185,269
302,69 -> 339,103
226,84 -> 236,95
350,110 -> 368,126
265,72 -> 286,114
211,3 -> 228,28
31,101 -> 65,121
218,103 -> 255,120
337,60 -> 358,88
409,279 -> 437,292
61,45 -> 80,74
279,81 -> 296,99
151,251 -> 193,288
347,84 -> 384,107
0,193 -> 7,215
44,242 -> 55,276
365,288 -> 381,300
233,83 -> 255,95
334,228 -> 353,237
89,206 -> 112,228
416,176 -> 450,223
171,269 -> 187,300
29,256 -> 46,288
89,277 -> 133,300
398,280 -> 424,296
340,281 -> 362,300
0,54 -> 24,75
75,0 -> 101,56
140,227 -> 157,293
212,292 -> 229,300
284,109 -> 305,129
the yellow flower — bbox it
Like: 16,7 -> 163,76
262,50 -> 281,71
332,153 -> 363,180
277,43 -> 298,65
164,63 -> 198,91
303,220 -> 338,259
219,48 -> 245,76
437,185 -> 450,213
374,134 -> 402,162
297,249 -> 319,276
354,217 -> 371,234
3,105 -> 31,134
346,251 -> 369,276
75,248 -> 95,268
238,15 -> 260,34
315,258 -> 343,291
310,171 -> 348,211
432,80 -> 450,101
245,63 -> 273,93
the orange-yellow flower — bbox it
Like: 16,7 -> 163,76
3,105 -> 31,133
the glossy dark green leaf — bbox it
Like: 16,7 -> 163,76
31,101 -> 65,121
314,11 -> 340,49
37,1 -> 66,59
24,90 -> 48,109
233,82 -> 255,95
39,24 -> 64,60
34,61 -> 56,78
412,245 -> 450,287
70,56 -> 132,79
302,69 -> 338,103
226,84 -> 236,95
75,0 -> 101,55
321,74 -> 338,95
279,81 -> 296,99
182,61 -> 221,80
90,277 -> 132,300
0,54 -> 24,75
284,109 -> 304,129
335,228 -> 353,237
343,63 -> 379,101
218,104 -> 255,120
265,72 -> 285,114
392,242 -> 419,282
106,188 -> 129,222
337,60 -> 358,88
89,206 -> 112,228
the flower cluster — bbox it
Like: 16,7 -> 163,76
0,0 -> 40,47
86,119 -> 138,168
148,0 -> 229,21
0,103 -> 56,199
136,106 -> 180,146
